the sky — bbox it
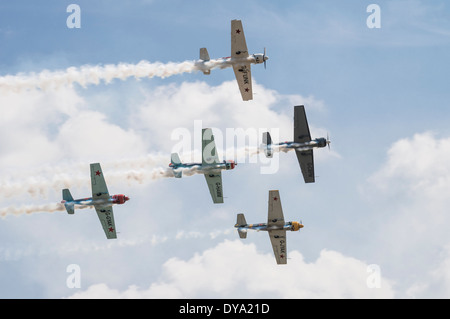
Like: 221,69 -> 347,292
0,0 -> 450,299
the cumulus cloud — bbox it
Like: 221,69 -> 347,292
0,87 -> 148,172
363,132 -> 450,297
130,80 -> 330,163
68,240 -> 396,299
368,132 -> 450,196
0,78 -> 338,299
0,80 -> 333,201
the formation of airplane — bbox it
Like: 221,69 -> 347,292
195,19 -> 268,101
235,190 -> 303,265
61,163 -> 130,239
169,128 -> 237,204
263,105 -> 331,183
50,20 -> 331,266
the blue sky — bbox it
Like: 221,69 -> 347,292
1,0 -> 450,298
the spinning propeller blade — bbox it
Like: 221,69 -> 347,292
263,47 -> 267,69
327,133 -> 331,150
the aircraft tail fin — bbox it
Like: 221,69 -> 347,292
262,132 -> 273,158
170,153 -> 183,178
62,189 -> 75,214
200,48 -> 211,75
236,213 -> 247,239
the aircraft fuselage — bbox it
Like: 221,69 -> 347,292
195,53 -> 267,72
278,137 -> 328,151
169,160 -> 236,175
61,194 -> 130,208
235,221 -> 303,232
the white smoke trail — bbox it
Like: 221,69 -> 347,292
0,146 -> 280,201
1,202 -> 64,216
0,165 -> 209,203
0,153 -> 169,199
0,202 -> 88,218
0,167 -> 175,200
0,59 -> 228,92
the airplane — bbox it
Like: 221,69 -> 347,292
169,128 -> 237,204
262,105 -> 331,183
61,163 -> 130,239
234,190 -> 303,265
195,19 -> 268,101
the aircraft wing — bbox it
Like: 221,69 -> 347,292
294,105 -> 312,143
202,128 -> 220,165
233,64 -> 252,101
90,163 -> 110,199
204,172 -> 224,204
231,19 -> 249,58
94,206 -> 117,239
268,229 -> 287,265
295,149 -> 315,183
267,190 -> 285,227
293,105 -> 315,183
231,20 -> 252,101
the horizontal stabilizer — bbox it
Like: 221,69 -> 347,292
65,203 -> 75,215
238,228 -> 247,239
173,170 -> 182,178
170,153 -> 183,178
62,189 -> 75,214
171,153 -> 182,165
236,213 -> 248,238
200,48 -> 211,75
263,132 -> 273,158
62,189 -> 74,202
236,213 -> 247,226
200,47 -> 210,61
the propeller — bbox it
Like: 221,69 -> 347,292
326,133 -> 331,150
263,47 -> 267,69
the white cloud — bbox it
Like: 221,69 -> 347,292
0,87 -> 148,171
68,239 -> 396,299
54,110 -> 147,162
0,80 -> 331,202
132,80 -> 323,143
367,131 -> 450,204
363,132 -> 450,297
0,79 -> 338,298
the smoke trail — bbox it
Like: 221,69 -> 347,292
0,202 -> 95,218
0,146 -> 280,201
0,167 -> 171,200
2,202 -> 65,217
0,59 -> 229,92
0,165 -> 208,201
